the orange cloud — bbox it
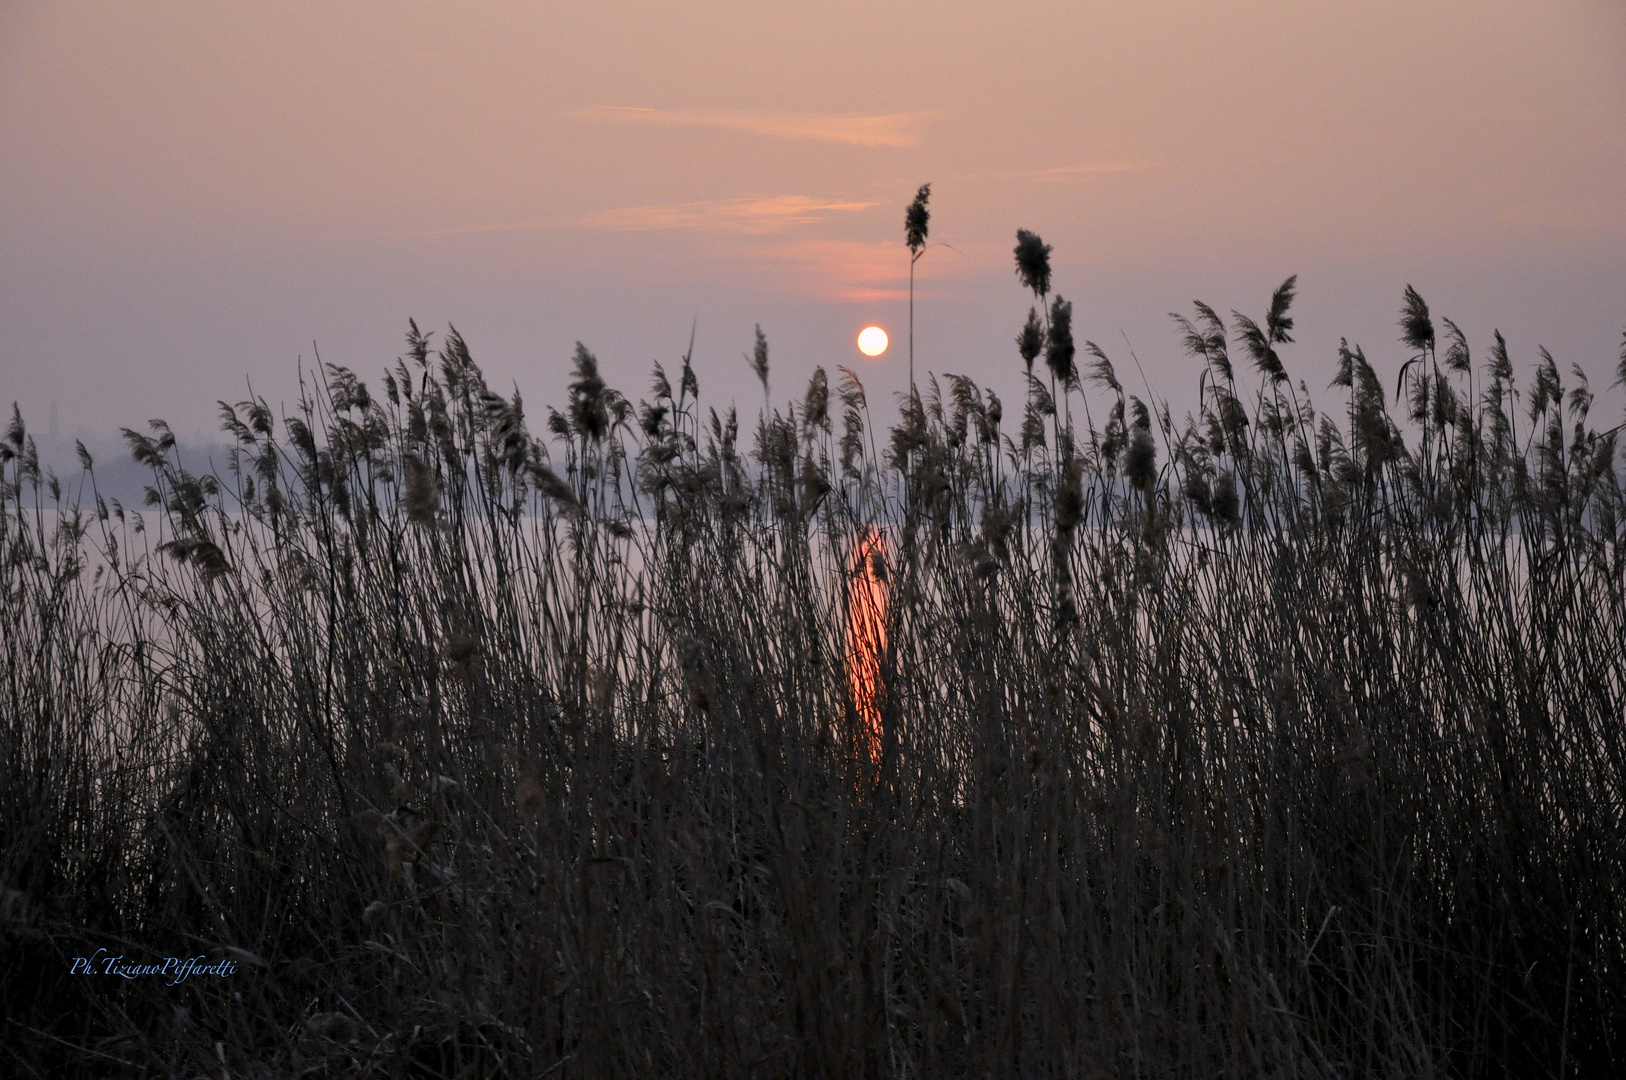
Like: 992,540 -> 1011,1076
580,106 -> 930,148
757,240 -> 904,300
579,195 -> 876,234
385,195 -> 874,239
755,234 -> 992,300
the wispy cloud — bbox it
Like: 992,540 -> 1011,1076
758,240 -> 906,300
580,195 -> 876,234
757,238 -> 980,301
384,195 -> 875,239
580,106 -> 930,148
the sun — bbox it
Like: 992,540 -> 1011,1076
857,326 -> 888,357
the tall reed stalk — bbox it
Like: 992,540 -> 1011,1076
1,283 -> 1622,1078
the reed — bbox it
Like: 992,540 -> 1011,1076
1,272 -> 1622,1077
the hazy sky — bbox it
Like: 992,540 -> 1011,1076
3,1 -> 1624,444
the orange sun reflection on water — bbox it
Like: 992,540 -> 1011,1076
846,527 -> 888,765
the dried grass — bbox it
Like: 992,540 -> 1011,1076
2,282 -> 1623,1077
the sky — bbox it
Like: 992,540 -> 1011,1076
2,1 -> 1624,450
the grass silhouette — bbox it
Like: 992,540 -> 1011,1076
2,265 -> 1623,1076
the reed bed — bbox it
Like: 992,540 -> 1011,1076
2,277 -> 1623,1078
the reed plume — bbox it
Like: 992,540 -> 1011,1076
2,279 -> 1621,1079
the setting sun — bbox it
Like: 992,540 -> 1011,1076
857,326 -> 888,357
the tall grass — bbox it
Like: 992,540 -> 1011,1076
2,278 -> 1623,1077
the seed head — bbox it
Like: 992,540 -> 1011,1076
748,325 -> 770,396
568,343 -> 610,441
1017,308 -> 1044,373
1399,284 -> 1434,355
1014,229 -> 1052,299
1126,428 -> 1156,492
403,452 -> 440,526
1045,297 -> 1076,384
905,183 -> 931,257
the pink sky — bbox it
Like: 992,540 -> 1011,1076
3,1 -> 1623,440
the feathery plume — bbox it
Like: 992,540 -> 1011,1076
1399,285 -> 1434,356
1266,275 -> 1298,344
803,366 -> 830,433
1441,317 -> 1471,373
1014,229 -> 1052,300
568,343 -> 610,441
905,183 -> 931,392
526,461 -> 583,516
904,183 -> 931,257
155,537 -> 230,582
1017,308 -> 1045,373
748,325 -> 770,400
1045,297 -> 1076,385
1488,329 -> 1513,383
1233,313 -> 1286,384
403,451 -> 441,525
1083,341 -> 1121,394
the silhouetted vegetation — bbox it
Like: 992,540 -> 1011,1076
3,260 -> 1624,1076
